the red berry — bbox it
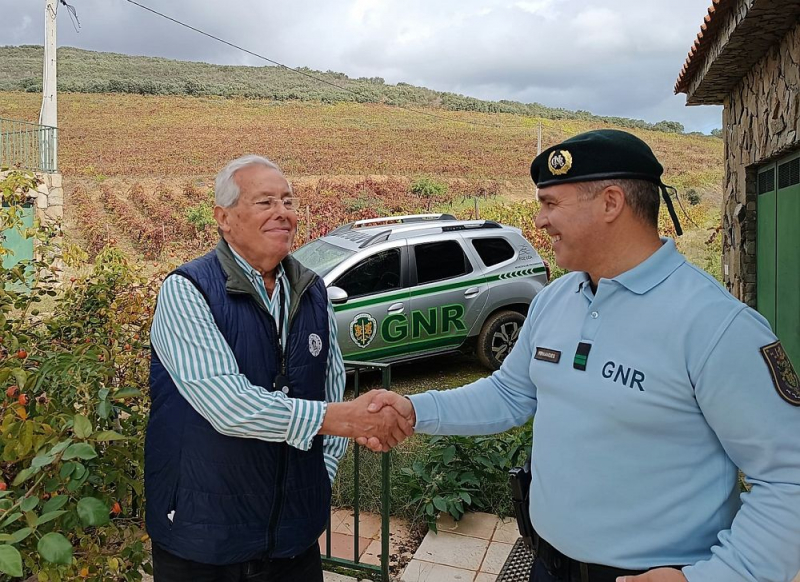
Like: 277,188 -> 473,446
16,350 -> 27,359
6,386 -> 18,398
0,482 -> 7,491
18,394 -> 28,406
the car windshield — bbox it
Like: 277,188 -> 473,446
293,239 -> 355,277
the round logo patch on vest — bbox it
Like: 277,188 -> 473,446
350,313 -> 377,349
548,149 -> 573,176
308,333 -> 323,357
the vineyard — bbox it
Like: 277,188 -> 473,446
68,173 -> 717,282
0,91 -> 723,272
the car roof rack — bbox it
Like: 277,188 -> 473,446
351,213 -> 456,228
441,220 -> 502,232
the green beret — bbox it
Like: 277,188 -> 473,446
530,129 -> 664,188
530,129 -> 683,235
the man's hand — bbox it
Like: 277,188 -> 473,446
617,568 -> 688,582
353,390 -> 417,451
319,390 -> 413,452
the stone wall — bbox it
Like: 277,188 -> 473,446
722,20 -> 800,306
0,170 -> 63,225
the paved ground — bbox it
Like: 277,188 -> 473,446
401,512 -> 517,582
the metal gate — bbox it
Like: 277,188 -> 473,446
321,361 -> 393,582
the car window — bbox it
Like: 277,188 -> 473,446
293,239 -> 355,277
471,237 -> 515,267
333,248 -> 402,299
414,240 -> 472,285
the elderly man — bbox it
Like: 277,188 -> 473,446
367,130 -> 800,582
146,155 -> 411,581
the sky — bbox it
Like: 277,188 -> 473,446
2,0 -> 723,133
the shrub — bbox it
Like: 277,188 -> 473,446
686,189 -> 702,206
0,171 -> 155,580
397,424 -> 532,532
410,177 -> 448,200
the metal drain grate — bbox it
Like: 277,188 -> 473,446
496,537 -> 534,581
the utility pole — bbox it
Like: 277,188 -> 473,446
535,120 -> 542,196
40,0 -> 58,170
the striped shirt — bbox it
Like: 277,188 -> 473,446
150,247 -> 348,484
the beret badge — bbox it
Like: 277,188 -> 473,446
548,149 -> 572,176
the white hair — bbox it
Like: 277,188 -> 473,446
214,155 -> 284,207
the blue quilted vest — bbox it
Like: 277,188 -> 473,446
145,241 -> 331,565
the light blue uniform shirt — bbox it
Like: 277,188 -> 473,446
410,239 -> 800,582
151,247 -> 348,484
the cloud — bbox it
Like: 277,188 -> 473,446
0,0 -> 722,132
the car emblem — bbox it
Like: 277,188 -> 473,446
548,149 -> 572,176
350,313 -> 377,349
308,333 -> 323,357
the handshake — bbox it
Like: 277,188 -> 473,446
320,390 -> 416,452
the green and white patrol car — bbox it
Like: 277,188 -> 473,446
293,214 -> 549,370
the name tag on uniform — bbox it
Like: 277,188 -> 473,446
535,347 -> 561,363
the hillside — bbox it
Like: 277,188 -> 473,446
0,92 -> 722,187
0,45 -> 691,134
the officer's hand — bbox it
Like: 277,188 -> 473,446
617,568 -> 687,582
319,390 -> 413,452
355,390 -> 416,451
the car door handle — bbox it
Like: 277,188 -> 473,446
464,287 -> 480,298
387,303 -> 405,314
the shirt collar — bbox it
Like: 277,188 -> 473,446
229,246 -> 286,286
611,238 -> 684,294
574,238 -> 685,295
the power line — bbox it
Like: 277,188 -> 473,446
123,0 -> 509,129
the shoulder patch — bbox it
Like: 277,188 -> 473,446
760,341 -> 800,406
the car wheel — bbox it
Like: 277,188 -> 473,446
477,310 -> 526,370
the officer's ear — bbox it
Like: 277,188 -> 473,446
599,184 -> 626,224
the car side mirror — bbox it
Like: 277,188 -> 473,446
327,286 -> 349,305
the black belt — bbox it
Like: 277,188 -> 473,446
532,530 -> 683,582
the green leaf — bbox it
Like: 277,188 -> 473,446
48,439 -> 72,456
12,466 -> 40,486
0,513 -> 22,529
11,370 -> 27,391
98,388 -> 110,401
72,464 -> 86,480
459,492 -> 472,505
59,463 -> 75,479
442,445 -> 456,465
19,496 -> 38,513
97,401 -> 111,419
37,532 -> 73,565
31,454 -> 55,469
35,510 -> 67,526
91,431 -> 127,442
76,497 -> 109,527
0,544 -> 23,577
42,496 -> 68,514
73,415 -> 92,439
62,443 -> 97,461
432,496 -> 447,512
8,527 -> 32,544
111,388 -> 142,400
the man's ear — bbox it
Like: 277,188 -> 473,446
601,185 -> 626,223
213,205 -> 230,233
